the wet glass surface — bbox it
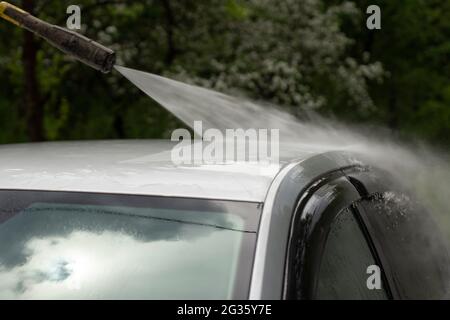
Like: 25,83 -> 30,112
0,192 -> 258,299
316,208 -> 388,300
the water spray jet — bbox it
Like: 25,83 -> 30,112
0,1 -> 115,73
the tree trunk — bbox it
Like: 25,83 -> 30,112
22,0 -> 44,141
388,84 -> 398,130
161,0 -> 176,66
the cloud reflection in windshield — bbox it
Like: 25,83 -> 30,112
0,203 -> 244,299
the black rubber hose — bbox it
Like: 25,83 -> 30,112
0,1 -> 115,73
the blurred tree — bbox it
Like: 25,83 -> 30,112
22,0 -> 44,141
332,0 -> 450,146
0,0 -> 447,147
169,0 -> 383,119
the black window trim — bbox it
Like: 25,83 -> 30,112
283,168 -> 394,300
350,200 -> 395,299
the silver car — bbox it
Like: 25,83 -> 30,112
0,141 -> 448,299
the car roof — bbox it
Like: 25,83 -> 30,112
0,140 -> 337,202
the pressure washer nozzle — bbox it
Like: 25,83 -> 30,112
0,1 -> 115,73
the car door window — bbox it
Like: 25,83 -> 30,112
316,208 -> 388,300
357,196 -> 450,299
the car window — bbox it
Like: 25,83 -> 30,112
0,190 -> 260,299
358,195 -> 450,299
316,207 -> 388,300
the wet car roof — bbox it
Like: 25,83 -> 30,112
0,140 -> 324,202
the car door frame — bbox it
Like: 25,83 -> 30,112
282,169 -> 394,299
248,151 -> 394,299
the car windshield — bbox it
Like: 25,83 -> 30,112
0,190 -> 260,299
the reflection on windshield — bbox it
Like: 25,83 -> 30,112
0,202 -> 246,299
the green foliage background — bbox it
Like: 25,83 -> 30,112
0,0 -> 448,147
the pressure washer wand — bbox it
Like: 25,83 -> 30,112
0,1 -> 115,73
